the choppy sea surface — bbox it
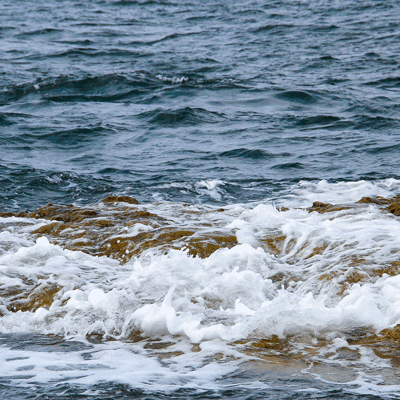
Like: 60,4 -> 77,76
2,0 -> 400,398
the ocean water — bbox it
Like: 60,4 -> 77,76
1,0 -> 400,398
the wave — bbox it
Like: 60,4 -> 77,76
15,28 -> 61,38
365,76 -> 400,88
365,142 -> 400,155
113,0 -> 177,5
353,115 -> 400,130
0,114 -> 15,126
218,148 -> 278,160
318,54 -> 339,61
0,73 -> 161,105
275,90 -> 317,104
126,31 -> 202,46
251,24 -> 295,33
137,107 -> 225,126
0,73 -> 249,106
272,162 -> 305,170
47,48 -> 144,58
295,115 -> 342,127
38,126 -> 114,146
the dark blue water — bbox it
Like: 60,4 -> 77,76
1,0 -> 400,211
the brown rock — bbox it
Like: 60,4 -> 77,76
102,195 -> 139,205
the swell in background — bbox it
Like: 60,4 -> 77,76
1,0 -> 400,210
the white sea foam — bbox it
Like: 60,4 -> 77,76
283,178 -> 400,207
196,179 -> 226,201
0,339 -> 242,390
2,179 -> 400,392
197,179 -> 225,191
1,206 -> 400,342
156,75 -> 189,84
155,180 -> 229,201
